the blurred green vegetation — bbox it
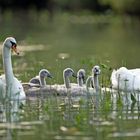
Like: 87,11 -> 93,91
100,0 -> 140,15
0,0 -> 140,16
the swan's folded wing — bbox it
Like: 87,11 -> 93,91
12,77 -> 26,99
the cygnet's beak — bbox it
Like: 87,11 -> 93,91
95,69 -> 101,75
11,43 -> 19,55
48,74 -> 53,78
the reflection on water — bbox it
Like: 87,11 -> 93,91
0,92 -> 139,140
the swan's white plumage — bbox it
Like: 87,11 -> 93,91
111,67 -> 140,91
0,37 -> 25,100
111,67 -> 140,102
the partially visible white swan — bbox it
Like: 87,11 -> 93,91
86,66 -> 133,105
111,67 -> 140,102
0,37 -> 26,100
111,67 -> 140,91
29,69 -> 52,87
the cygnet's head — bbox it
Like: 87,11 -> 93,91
3,37 -> 19,55
39,69 -> 52,78
77,69 -> 86,81
92,65 -> 101,75
63,68 -> 77,78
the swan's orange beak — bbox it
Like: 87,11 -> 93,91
11,44 -> 19,55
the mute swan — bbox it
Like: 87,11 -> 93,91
70,69 -> 86,88
51,68 -> 77,93
111,67 -> 140,102
87,66 -> 132,105
66,68 -> 86,95
86,65 -> 117,98
0,37 -> 26,100
111,67 -> 140,91
22,69 -> 52,91
77,69 -> 86,87
29,69 -> 52,87
86,65 -> 101,92
25,68 -> 77,96
85,65 -> 103,107
86,65 -> 116,94
25,68 -> 86,97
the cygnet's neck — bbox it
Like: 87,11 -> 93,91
77,77 -> 84,86
93,74 -> 100,91
39,75 -> 46,86
86,76 -> 92,90
3,45 -> 14,85
64,75 -> 71,89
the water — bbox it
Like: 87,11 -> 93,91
0,95 -> 140,140
0,11 -> 140,140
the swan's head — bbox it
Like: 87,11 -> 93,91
39,69 -> 52,78
3,37 -> 19,55
77,69 -> 86,82
63,68 -> 77,78
92,65 -> 101,75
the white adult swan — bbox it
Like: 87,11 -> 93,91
0,37 -> 25,100
111,67 -> 140,102
111,67 -> 140,91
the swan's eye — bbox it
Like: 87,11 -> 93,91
10,41 -> 16,47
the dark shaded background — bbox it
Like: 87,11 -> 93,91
0,0 -> 140,16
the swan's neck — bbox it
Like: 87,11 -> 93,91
40,76 -> 46,86
64,76 -> 71,89
77,77 -> 83,86
3,46 -> 14,86
86,76 -> 92,90
94,74 -> 100,91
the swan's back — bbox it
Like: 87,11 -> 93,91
129,68 -> 140,75
111,67 -> 140,91
29,76 -> 40,85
